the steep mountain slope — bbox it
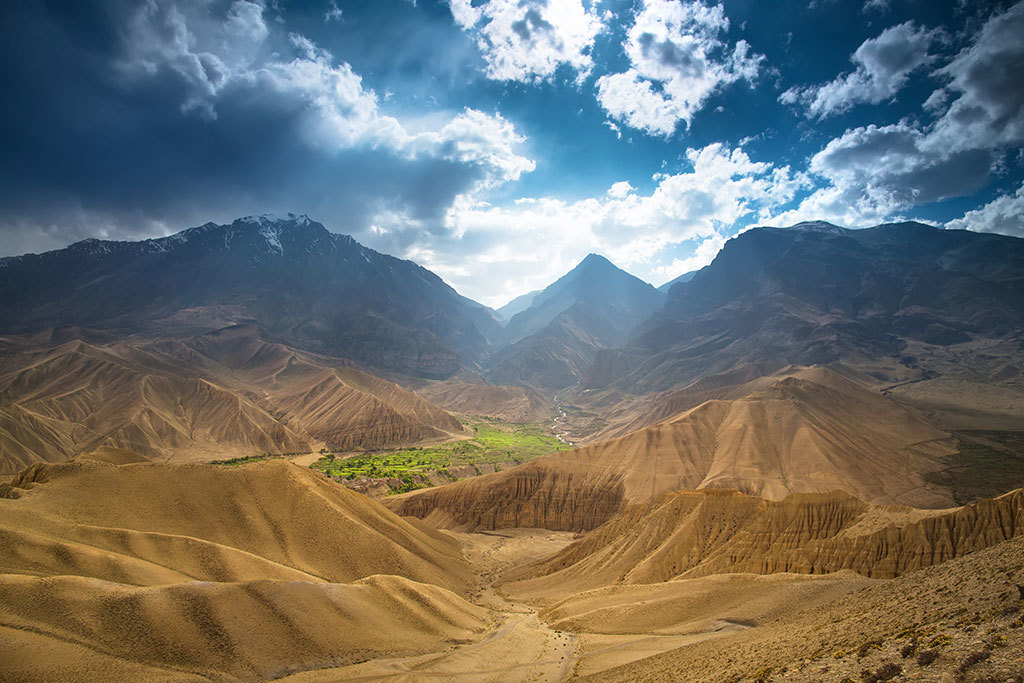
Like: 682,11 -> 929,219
0,326 -> 464,474
0,459 -> 488,680
588,222 -> 1024,396
388,367 -> 957,530
0,214 -> 501,377
486,254 -> 664,389
415,378 -> 553,422
656,269 -> 696,293
496,289 -> 541,322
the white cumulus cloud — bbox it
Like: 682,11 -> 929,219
120,0 -> 534,197
448,0 -> 605,83
773,3 -> 1024,228
946,183 -> 1024,237
596,0 -> 763,137
406,143 -> 807,305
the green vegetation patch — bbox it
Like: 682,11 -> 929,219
210,451 -> 310,466
310,418 -> 570,493
924,431 -> 1024,504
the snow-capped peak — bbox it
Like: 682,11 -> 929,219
790,220 -> 847,234
238,212 -> 312,227
258,224 -> 283,255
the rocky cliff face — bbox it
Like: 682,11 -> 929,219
507,488 -> 1024,596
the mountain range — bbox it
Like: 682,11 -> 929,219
600,221 -> 1024,395
3,215 -> 1023,470
4,213 -> 1024,681
0,214 -> 501,378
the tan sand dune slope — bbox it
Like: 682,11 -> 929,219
0,327 -> 465,474
388,368 -> 957,531
583,364 -> 877,441
0,459 -> 472,590
0,459 -> 491,681
0,574 -> 488,682
502,488 -> 1024,601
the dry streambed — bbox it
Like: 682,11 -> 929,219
282,529 -> 579,682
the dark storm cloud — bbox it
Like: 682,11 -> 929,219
0,0 -> 530,255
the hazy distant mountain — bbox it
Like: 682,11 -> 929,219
0,215 -> 501,378
657,270 -> 696,293
501,254 -> 664,346
588,221 -> 1024,394
486,254 -> 664,389
496,289 -> 541,323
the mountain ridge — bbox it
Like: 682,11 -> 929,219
583,221 -> 1024,397
0,214 -> 501,378
485,253 -> 664,389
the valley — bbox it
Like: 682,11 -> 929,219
2,458 -> 1022,681
2,215 -> 1024,681
307,417 -> 571,495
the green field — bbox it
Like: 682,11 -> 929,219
309,418 -> 570,493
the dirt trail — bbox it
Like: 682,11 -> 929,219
284,529 -> 579,682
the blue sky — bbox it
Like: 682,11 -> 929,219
1,0 -> 1022,306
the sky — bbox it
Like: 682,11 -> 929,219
1,0 -> 1023,307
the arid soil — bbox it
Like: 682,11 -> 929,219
2,457 -> 1023,681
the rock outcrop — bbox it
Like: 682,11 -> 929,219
503,487 -> 1024,599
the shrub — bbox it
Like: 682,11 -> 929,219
861,662 -> 901,683
917,649 -> 939,666
900,640 -> 918,658
857,639 -> 884,658
957,650 -> 990,675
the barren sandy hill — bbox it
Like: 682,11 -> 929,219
0,459 -> 472,591
0,574 -> 488,681
577,529 -> 1024,682
884,375 -> 1024,430
504,488 -> 1023,602
388,368 -> 958,531
415,379 -> 553,423
0,458 -> 494,681
582,364 -> 879,442
539,571 -> 877,636
0,328 -> 465,474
